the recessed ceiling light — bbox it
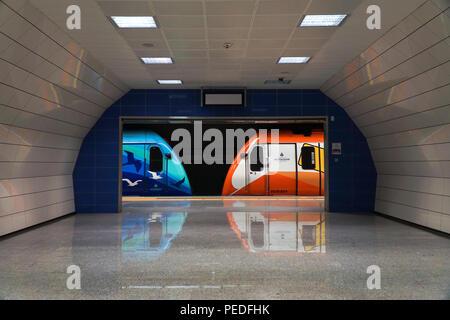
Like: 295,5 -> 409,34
157,80 -> 183,85
141,57 -> 174,64
278,57 -> 310,64
300,14 -> 347,27
110,16 -> 158,28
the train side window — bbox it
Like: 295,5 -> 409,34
250,146 -> 264,172
149,146 -> 163,172
301,146 -> 315,170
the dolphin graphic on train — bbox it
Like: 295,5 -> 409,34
122,130 -> 192,196
222,129 -> 324,196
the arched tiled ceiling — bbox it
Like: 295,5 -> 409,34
29,0 -> 425,89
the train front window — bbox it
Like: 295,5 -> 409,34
149,146 -> 163,172
301,146 -> 315,170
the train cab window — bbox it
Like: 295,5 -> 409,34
149,146 -> 163,172
250,146 -> 264,172
301,146 -> 315,170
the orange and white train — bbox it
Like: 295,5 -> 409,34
222,129 -> 325,196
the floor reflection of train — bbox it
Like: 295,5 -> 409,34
121,212 -> 187,261
227,211 -> 325,254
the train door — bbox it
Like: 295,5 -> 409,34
145,144 -> 166,195
267,144 -> 297,195
246,144 -> 268,195
122,144 -> 146,194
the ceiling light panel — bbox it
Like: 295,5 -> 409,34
278,57 -> 310,64
157,80 -> 183,84
111,16 -> 157,28
300,15 -> 347,27
141,57 -> 174,64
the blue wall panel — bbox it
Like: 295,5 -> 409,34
73,89 -> 377,213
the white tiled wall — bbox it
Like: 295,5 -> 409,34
322,0 -> 449,233
0,0 -> 128,236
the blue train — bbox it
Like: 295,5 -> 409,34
122,130 -> 192,196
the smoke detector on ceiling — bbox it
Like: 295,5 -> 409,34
223,42 -> 233,49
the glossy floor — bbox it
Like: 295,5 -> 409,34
0,198 -> 449,299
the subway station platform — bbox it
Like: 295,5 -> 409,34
0,198 -> 448,299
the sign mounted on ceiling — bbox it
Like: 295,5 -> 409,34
202,88 -> 246,107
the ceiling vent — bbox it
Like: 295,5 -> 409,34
264,78 -> 292,85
